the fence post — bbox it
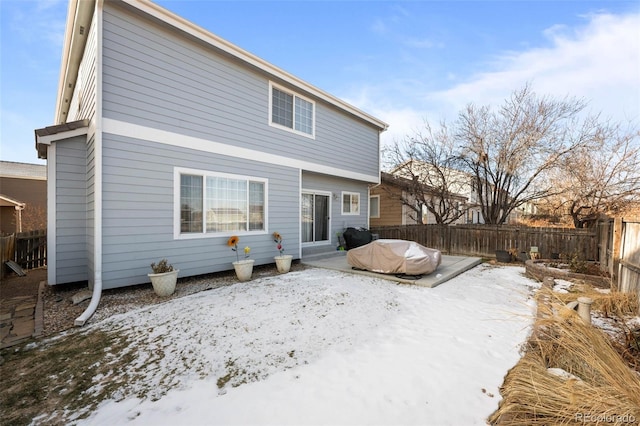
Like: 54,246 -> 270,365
611,218 -> 623,289
0,234 -> 16,279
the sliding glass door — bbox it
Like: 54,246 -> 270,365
302,192 -> 330,244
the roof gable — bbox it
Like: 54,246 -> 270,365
57,0 -> 388,131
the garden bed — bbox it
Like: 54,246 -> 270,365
489,278 -> 640,425
525,259 -> 611,288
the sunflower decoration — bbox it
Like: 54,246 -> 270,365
273,232 -> 284,255
227,236 -> 240,262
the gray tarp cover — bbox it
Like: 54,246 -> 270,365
347,239 -> 442,275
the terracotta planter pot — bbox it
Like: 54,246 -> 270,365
274,255 -> 293,273
233,259 -> 254,281
148,269 -> 179,296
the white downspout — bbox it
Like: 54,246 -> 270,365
75,1 -> 103,326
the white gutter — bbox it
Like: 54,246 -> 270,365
55,0 -> 95,124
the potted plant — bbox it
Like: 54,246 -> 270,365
495,249 -> 512,263
272,232 -> 292,273
148,258 -> 179,296
228,236 -> 253,281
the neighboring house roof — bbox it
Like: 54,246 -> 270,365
378,172 -> 467,202
56,0 -> 389,133
0,161 -> 47,180
0,194 -> 26,208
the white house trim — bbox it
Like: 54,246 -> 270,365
35,127 -> 90,147
102,118 -> 379,183
47,143 -> 57,285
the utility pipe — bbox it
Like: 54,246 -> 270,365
577,297 -> 593,325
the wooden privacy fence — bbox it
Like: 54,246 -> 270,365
370,224 -> 599,260
618,221 -> 640,294
601,218 -> 640,313
0,229 -> 48,274
15,229 -> 47,269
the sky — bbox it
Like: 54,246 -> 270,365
1,0 -> 639,166
35,264 -> 541,424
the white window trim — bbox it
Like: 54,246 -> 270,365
369,194 -> 380,218
268,81 -> 316,139
173,167 -> 268,240
341,191 -> 360,216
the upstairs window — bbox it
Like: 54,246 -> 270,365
342,191 -> 360,215
270,83 -> 315,138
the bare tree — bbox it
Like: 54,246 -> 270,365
21,205 -> 47,232
383,121 -> 469,224
455,84 -> 605,224
384,84 -> 633,227
547,124 -> 640,228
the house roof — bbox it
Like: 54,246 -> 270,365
34,119 -> 90,159
0,161 -> 46,180
55,0 -> 389,132
0,194 -> 26,208
379,171 -> 467,202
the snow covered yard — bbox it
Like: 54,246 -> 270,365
80,263 -> 540,425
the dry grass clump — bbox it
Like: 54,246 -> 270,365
489,288 -> 640,425
553,284 -> 639,318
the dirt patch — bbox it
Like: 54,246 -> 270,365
0,268 -> 46,299
0,328 -> 133,425
0,262 -> 309,424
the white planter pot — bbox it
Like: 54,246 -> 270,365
148,269 -> 179,297
233,259 -> 254,281
274,255 -> 293,273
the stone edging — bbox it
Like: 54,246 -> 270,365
33,280 -> 45,337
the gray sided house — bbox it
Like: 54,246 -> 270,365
0,161 -> 47,234
35,0 -> 387,311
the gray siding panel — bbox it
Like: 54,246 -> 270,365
55,136 -> 87,284
100,133 -> 300,289
101,3 -> 380,179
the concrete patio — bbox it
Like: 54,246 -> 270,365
301,251 -> 482,288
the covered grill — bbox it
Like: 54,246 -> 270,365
347,239 -> 442,276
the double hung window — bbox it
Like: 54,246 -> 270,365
270,82 -> 315,137
342,191 -> 360,215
